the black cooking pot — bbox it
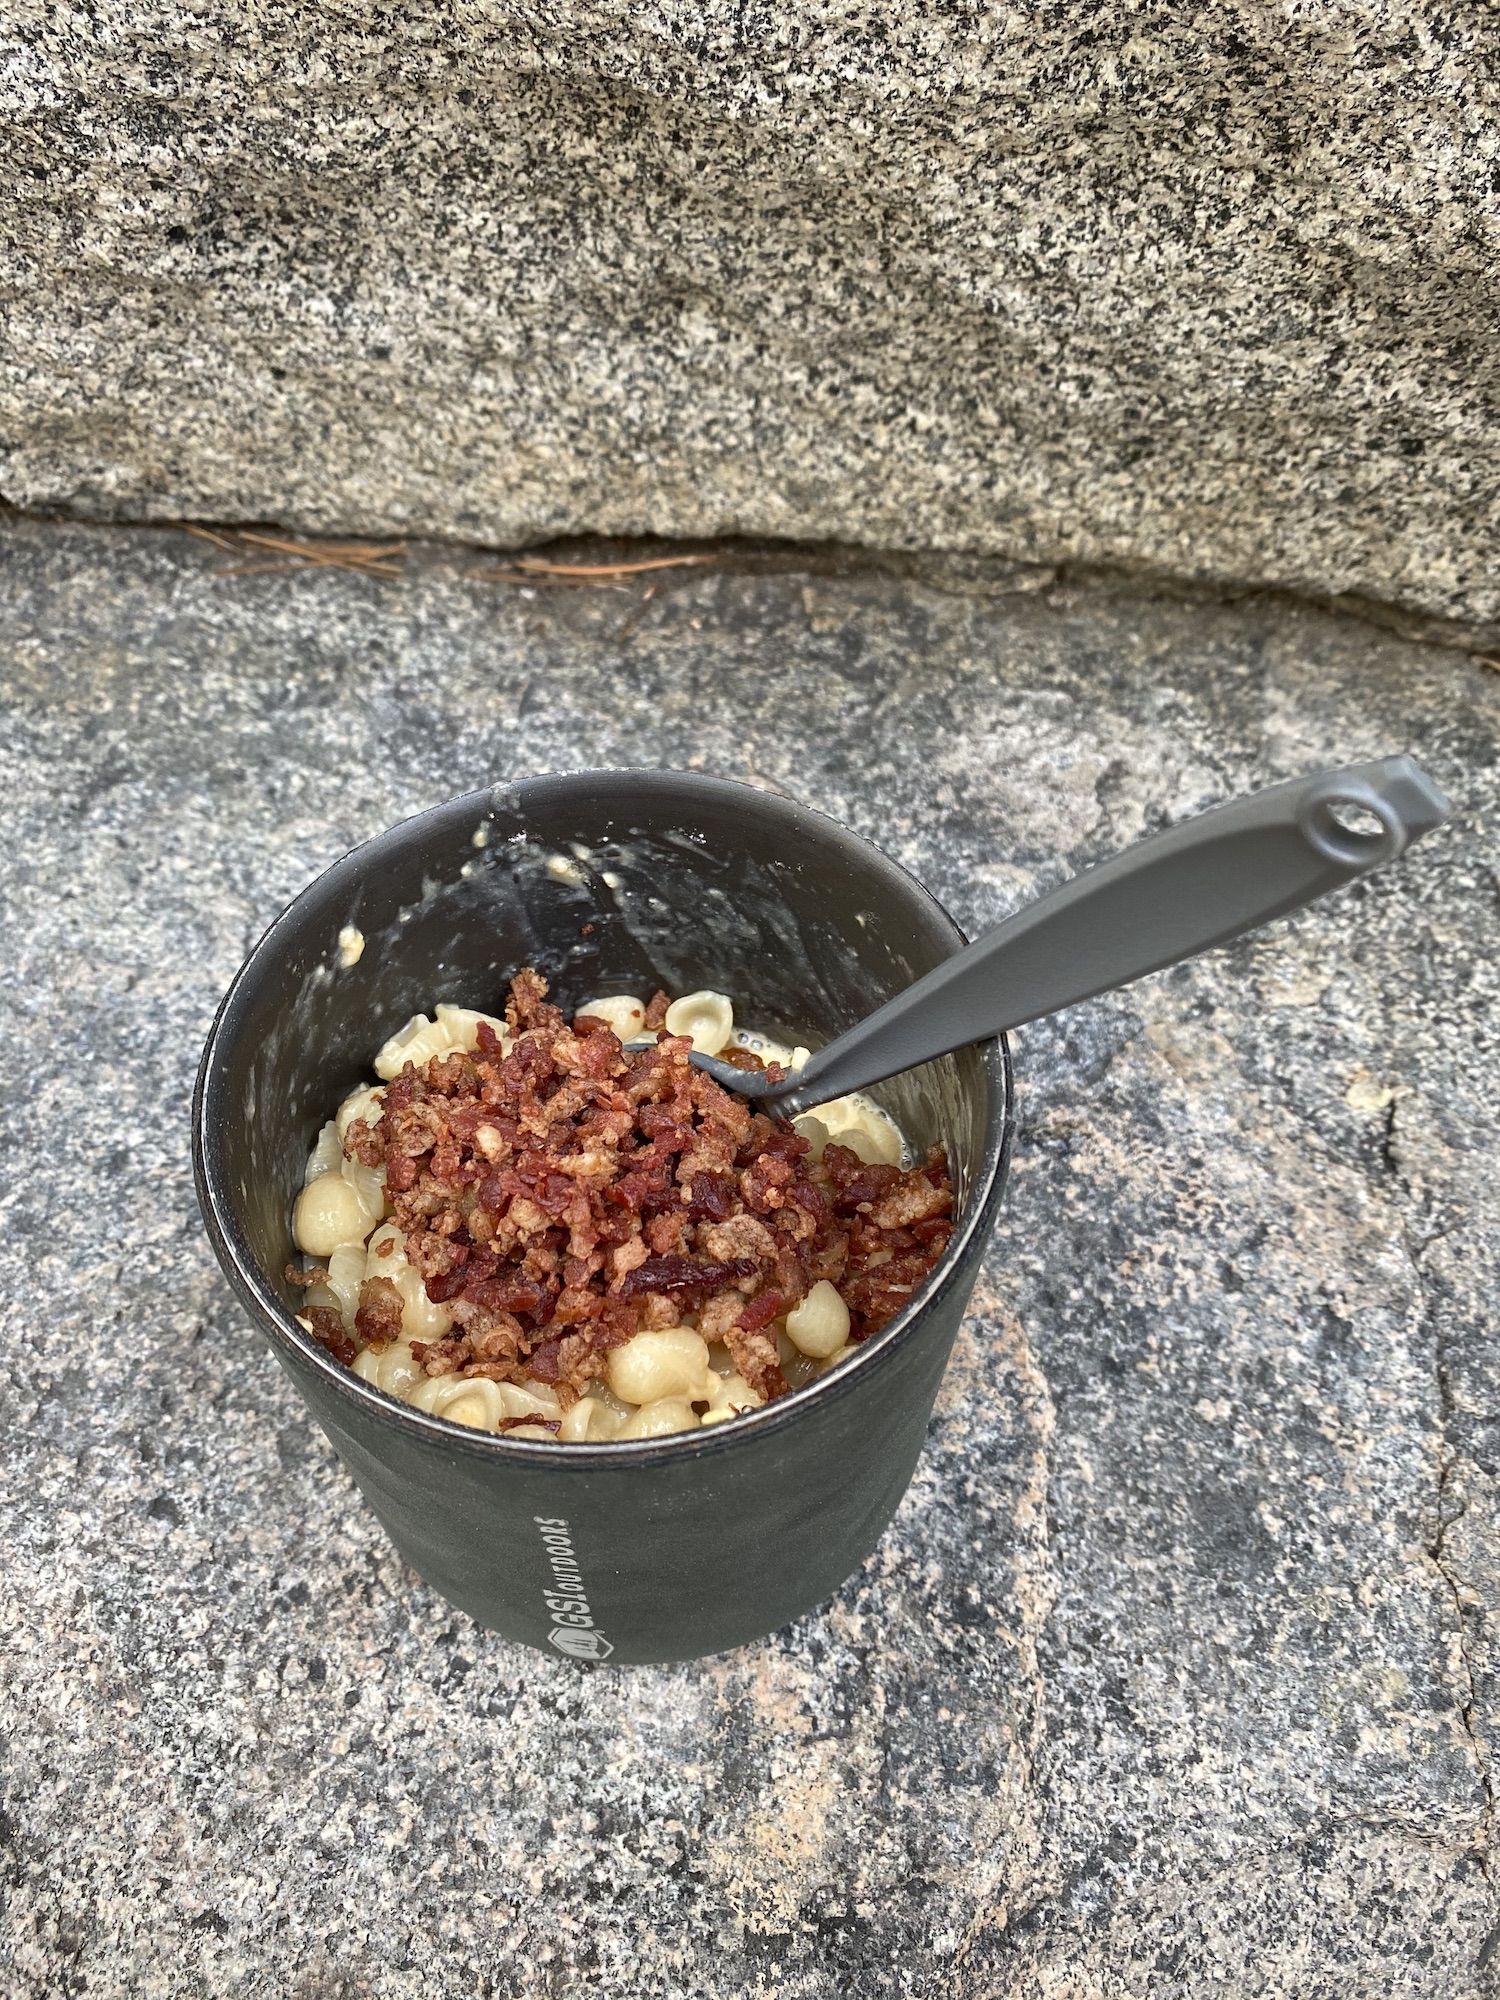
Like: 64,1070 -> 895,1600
193,771 -> 1013,1663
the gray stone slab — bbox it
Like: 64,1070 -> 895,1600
1,519 -> 1496,1997
4,6 -> 1500,639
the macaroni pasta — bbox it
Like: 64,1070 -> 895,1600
291,976 -> 947,1443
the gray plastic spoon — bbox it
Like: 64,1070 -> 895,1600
630,755 -> 1450,1116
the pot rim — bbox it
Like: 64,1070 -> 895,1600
192,767 -> 1015,1465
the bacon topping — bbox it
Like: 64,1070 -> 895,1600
332,970 -> 954,1401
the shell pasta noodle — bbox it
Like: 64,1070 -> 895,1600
290,968 -> 955,1443
784,1280 -> 851,1358
575,995 -> 647,1040
662,990 -> 735,1056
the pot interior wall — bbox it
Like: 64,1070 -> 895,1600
211,776 -> 994,1318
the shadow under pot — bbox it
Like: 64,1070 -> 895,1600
193,769 -> 1013,1664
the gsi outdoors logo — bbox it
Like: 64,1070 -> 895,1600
549,1625 -> 615,1660
533,1516 -> 615,1660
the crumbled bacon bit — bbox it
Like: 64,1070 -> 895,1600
327,969 -> 954,1399
869,1174 -> 953,1232
737,1288 -> 785,1333
506,967 -> 563,1034
304,1303 -> 356,1368
725,1317 -> 783,1396
354,1276 -> 404,1348
716,1044 -> 768,1072
618,1254 -> 759,1298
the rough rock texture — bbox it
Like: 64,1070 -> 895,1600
2,518 -> 1497,1996
5,4 -> 1500,638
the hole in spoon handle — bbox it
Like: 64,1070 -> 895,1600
1298,780 -> 1404,867
1295,754 -> 1451,872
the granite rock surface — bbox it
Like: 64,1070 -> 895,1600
1,518 -> 1497,1996
4,4 -> 1500,637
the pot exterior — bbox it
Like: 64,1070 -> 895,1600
195,770 -> 1012,1663
271,1225 -> 988,1662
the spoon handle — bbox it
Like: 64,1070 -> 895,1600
776,755 -> 1450,1116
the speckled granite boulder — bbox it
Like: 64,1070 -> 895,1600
1,520 -> 1496,1996
4,4 -> 1499,637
